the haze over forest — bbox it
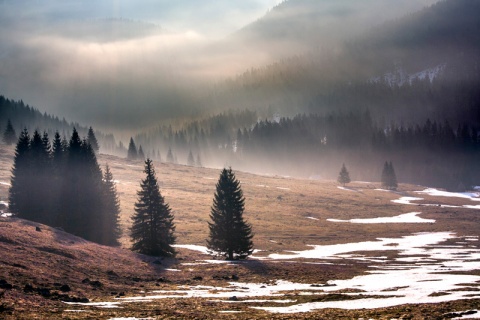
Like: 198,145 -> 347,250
1,0 -> 480,189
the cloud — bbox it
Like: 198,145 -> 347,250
0,0 -> 440,131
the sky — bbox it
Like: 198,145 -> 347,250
0,0 -> 438,130
0,0 -> 282,39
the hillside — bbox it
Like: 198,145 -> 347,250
0,95 -> 119,154
2,142 -> 480,318
233,0 -> 436,60
210,0 -> 480,123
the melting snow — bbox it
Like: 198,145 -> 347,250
267,232 -> 455,260
337,186 -> 358,192
417,188 -> 480,201
173,244 -> 210,254
391,197 -> 423,205
327,212 -> 435,224
390,190 -> 480,210
66,232 -> 480,313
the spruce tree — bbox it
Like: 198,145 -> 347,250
29,130 -> 52,224
187,150 -> 195,166
337,163 -> 351,187
207,168 -> 253,260
3,119 -> 16,145
131,159 -> 176,257
138,145 -> 145,160
196,154 -> 202,167
87,126 -> 100,153
100,165 -> 121,246
61,129 -> 104,241
381,161 -> 398,190
127,137 -> 138,160
388,161 -> 398,190
8,129 -> 31,217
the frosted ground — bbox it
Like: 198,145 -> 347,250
66,188 -> 480,315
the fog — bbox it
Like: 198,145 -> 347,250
0,0 -> 438,131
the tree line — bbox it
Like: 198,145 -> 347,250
8,128 -> 121,246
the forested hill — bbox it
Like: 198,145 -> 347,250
209,0 -> 480,125
0,95 -> 117,153
233,0 -> 435,60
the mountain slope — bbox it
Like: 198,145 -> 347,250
232,0 -> 437,60
209,0 -> 480,124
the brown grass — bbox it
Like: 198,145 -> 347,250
1,143 -> 480,319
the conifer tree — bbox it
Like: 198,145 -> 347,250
381,161 -> 398,190
100,164 -> 121,246
3,119 -> 16,145
127,137 -> 138,160
61,129 -> 104,241
337,163 -> 351,187
87,126 -> 99,153
187,150 -> 195,166
29,130 -> 52,224
196,154 -> 202,167
131,159 -> 176,256
138,145 -> 145,160
207,168 -> 253,260
9,129 -> 31,217
52,131 -> 64,170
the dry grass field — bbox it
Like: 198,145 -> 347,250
1,143 -> 480,319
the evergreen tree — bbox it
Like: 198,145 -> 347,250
187,150 -> 195,166
138,145 -> 145,160
87,126 -> 100,153
207,168 -> 253,260
337,163 -> 351,187
3,119 -> 16,145
100,165 -> 121,246
196,154 -> 202,167
166,147 -> 174,163
61,129 -> 104,241
52,131 -> 64,170
131,159 -> 176,257
381,161 -> 398,190
29,130 -> 52,224
127,137 -> 138,160
8,129 -> 31,217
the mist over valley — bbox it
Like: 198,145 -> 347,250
1,1 -> 480,318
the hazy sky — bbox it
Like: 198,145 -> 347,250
0,0 -> 438,131
0,0 -> 282,39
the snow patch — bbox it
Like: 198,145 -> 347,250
267,232 -> 455,260
276,187 -> 290,191
306,217 -> 319,221
337,186 -> 358,192
173,244 -> 210,255
0,181 -> 11,186
69,232 -> 480,313
416,188 -> 480,201
327,212 -> 434,224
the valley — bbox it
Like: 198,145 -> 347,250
2,144 -> 480,319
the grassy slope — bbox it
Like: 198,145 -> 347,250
1,143 -> 480,318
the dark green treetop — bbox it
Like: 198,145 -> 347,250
207,167 -> 253,260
